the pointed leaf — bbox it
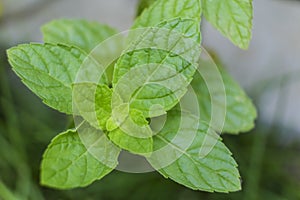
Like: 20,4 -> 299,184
203,0 -> 253,49
133,0 -> 202,28
7,43 -> 87,114
148,109 -> 241,192
41,128 -> 120,189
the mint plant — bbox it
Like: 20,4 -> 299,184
7,0 -> 256,193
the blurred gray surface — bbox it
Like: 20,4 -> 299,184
0,0 -> 138,43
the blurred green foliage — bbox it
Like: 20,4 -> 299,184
0,2 -> 2,17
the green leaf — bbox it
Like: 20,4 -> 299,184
115,18 -> 201,83
72,83 -> 112,130
113,0 -> 203,118
191,66 -> 257,134
7,43 -> 87,114
95,84 -> 113,129
148,109 -> 241,192
42,19 -> 118,53
107,107 -> 153,155
133,0 -> 202,28
113,18 -> 201,118
108,127 -> 153,155
42,19 -> 125,85
41,128 -> 120,189
156,17 -> 201,43
203,0 -> 253,49
113,49 -> 191,118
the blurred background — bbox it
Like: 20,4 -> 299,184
0,0 -> 299,199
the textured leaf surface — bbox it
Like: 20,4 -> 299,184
113,49 -> 193,117
42,19 -> 118,53
41,129 -> 119,189
7,43 -> 87,114
113,18 -> 201,118
203,0 -> 253,49
191,66 -> 256,134
133,0 -> 201,28
113,0 -> 203,118
148,109 -> 241,192
114,18 -> 201,84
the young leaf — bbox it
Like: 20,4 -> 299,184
41,129 -> 120,189
72,83 -> 112,130
148,109 -> 241,192
133,0 -> 202,28
42,19 -> 118,53
203,0 -> 253,49
192,66 -> 257,134
7,43 -> 87,114
95,84 -> 113,129
108,128 -> 153,155
107,108 -> 153,154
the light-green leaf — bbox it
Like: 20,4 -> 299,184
72,83 -> 112,130
95,84 -> 113,129
108,128 -> 153,155
191,66 -> 257,134
133,0 -> 202,28
113,0 -> 203,119
40,128 -> 120,189
113,18 -> 201,118
107,108 -> 153,154
203,0 -> 253,49
42,19 -> 118,53
148,109 -> 241,192
108,1 -> 203,153
7,43 -> 87,114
